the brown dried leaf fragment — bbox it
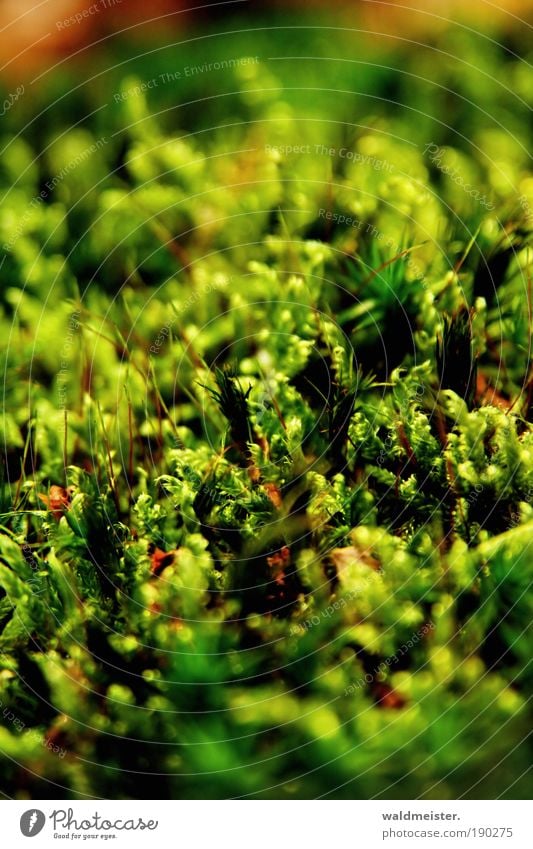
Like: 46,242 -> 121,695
475,372 -> 512,411
266,545 -> 291,586
150,547 -> 177,576
372,682 -> 407,709
329,546 -> 381,573
263,482 -> 282,509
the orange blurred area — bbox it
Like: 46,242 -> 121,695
0,0 -> 183,79
0,0 -> 531,81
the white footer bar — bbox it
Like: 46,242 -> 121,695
3,800 -> 529,848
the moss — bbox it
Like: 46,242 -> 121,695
0,18 -> 531,800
